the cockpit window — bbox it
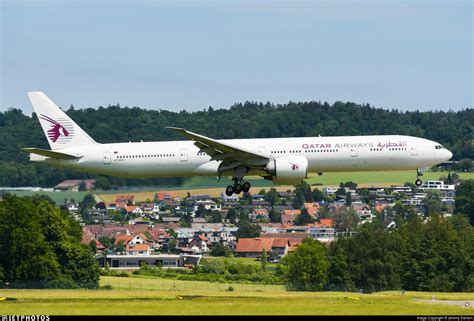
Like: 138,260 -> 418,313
435,145 -> 444,149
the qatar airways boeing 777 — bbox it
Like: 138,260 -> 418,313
23,92 -> 453,196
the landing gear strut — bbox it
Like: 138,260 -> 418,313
225,178 -> 251,196
415,169 -> 423,186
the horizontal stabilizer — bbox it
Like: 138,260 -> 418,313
22,148 -> 82,160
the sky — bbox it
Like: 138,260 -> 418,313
1,0 -> 472,115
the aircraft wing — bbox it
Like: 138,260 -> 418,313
22,148 -> 83,160
166,127 -> 268,164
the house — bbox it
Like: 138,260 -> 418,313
281,209 -> 301,225
126,243 -> 152,255
189,194 -> 212,202
235,237 -> 290,259
155,191 -> 177,202
114,234 -> 133,246
323,186 -> 339,195
54,179 -> 96,191
314,218 -> 335,228
309,227 -> 335,243
128,234 -> 148,245
260,232 -> 308,250
351,202 -> 373,220
124,224 -> 150,235
220,192 -> 239,202
303,203 -> 320,217
151,227 -> 171,242
125,206 -> 143,216
188,235 -> 209,253
65,202 -> 79,213
251,208 -> 269,222
115,195 -> 135,205
192,201 -> 221,212
95,240 -> 106,253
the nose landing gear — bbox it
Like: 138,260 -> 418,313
225,178 -> 251,196
415,169 -> 424,186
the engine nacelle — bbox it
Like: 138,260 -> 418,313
264,155 -> 308,185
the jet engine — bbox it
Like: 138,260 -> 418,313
264,155 -> 308,185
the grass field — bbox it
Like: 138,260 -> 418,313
0,276 -> 473,315
5,171 -> 473,204
97,170 -> 473,203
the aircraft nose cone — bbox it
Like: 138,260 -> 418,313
445,149 -> 453,161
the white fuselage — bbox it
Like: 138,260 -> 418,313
34,135 -> 452,179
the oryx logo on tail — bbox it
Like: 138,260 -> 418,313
39,114 -> 73,143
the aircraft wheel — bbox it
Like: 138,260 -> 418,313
225,185 -> 234,196
234,183 -> 243,194
415,179 -> 422,186
242,182 -> 251,193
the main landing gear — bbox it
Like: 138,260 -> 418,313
415,169 -> 424,186
225,178 -> 251,196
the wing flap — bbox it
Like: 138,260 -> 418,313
167,127 -> 267,162
22,148 -> 82,160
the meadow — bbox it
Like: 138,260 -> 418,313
5,170 -> 472,204
0,276 -> 473,315
97,170 -> 473,202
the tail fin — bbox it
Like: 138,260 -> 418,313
27,92 -> 96,150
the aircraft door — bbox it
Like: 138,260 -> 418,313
410,144 -> 418,156
350,147 -> 358,157
258,146 -> 266,155
103,152 -> 111,164
180,149 -> 188,162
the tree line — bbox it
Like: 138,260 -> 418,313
0,101 -> 472,187
280,213 -> 473,292
0,194 -> 100,288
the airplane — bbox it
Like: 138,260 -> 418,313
23,92 -> 453,196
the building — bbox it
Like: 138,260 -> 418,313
54,179 -> 96,191
235,237 -> 290,259
97,254 -> 201,269
281,209 -> 301,225
115,195 -> 135,205
309,227 -> 335,243
323,186 -> 339,195
155,191 -> 177,202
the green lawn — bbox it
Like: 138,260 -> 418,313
305,170 -> 473,186
0,276 -> 472,315
4,171 -> 473,204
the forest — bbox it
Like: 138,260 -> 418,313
0,100 -> 472,187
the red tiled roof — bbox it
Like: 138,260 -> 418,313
271,238 -> 290,248
375,204 -> 388,212
155,191 -> 177,201
235,238 -> 290,253
126,243 -> 150,251
125,224 -> 149,234
115,234 -> 133,245
125,206 -> 140,212
151,227 -> 170,240
254,209 -> 269,215
235,238 -> 274,253
314,219 -> 335,228
283,209 -> 301,215
197,235 -> 209,242
96,240 -> 105,249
